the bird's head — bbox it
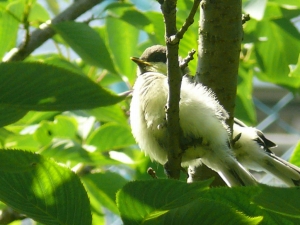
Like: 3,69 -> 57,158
131,45 -> 167,75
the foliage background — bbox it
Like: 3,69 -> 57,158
0,0 -> 300,224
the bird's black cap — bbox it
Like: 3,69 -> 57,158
139,45 -> 167,63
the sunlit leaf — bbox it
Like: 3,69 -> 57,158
235,62 -> 256,124
86,123 -> 135,152
254,18 -> 300,88
87,104 -> 128,125
106,17 -> 139,83
40,139 -> 119,166
28,2 -> 50,25
82,172 -> 127,215
289,141 -> 300,167
269,0 -> 300,7
5,134 -> 39,151
0,1 -> 20,59
143,11 -> 165,45
53,21 -> 117,74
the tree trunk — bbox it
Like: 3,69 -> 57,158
190,0 -> 243,186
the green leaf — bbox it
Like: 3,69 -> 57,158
105,2 -> 151,29
0,149 -> 91,225
0,2 -> 20,59
146,198 -> 262,225
143,11 -> 165,45
28,2 -> 50,25
288,54 -> 300,79
44,0 -> 59,15
26,54 -> 86,75
235,62 -> 256,124
40,139 -> 120,166
269,0 -> 300,7
34,115 -> 77,145
200,186 -> 260,214
86,123 -> 135,152
13,111 -> 58,126
87,104 -> 128,125
5,134 -> 39,151
0,62 -> 124,112
289,141 -> 300,167
52,21 -> 117,74
117,179 -> 212,225
0,106 -> 28,127
254,185 -> 300,218
82,172 -> 127,215
106,17 -> 139,83
254,18 -> 300,88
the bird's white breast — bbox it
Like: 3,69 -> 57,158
130,73 -> 231,166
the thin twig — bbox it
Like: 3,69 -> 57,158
242,14 -> 250,24
147,167 -> 158,179
179,49 -> 196,71
3,0 -> 102,62
169,0 -> 201,44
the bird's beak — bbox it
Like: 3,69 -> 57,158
130,57 -> 152,66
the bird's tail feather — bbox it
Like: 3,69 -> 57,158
218,160 -> 257,187
203,155 -> 257,187
261,154 -> 300,186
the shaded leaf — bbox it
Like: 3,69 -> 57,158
0,106 -> 28,127
0,62 -> 124,113
254,185 -> 300,218
145,199 -> 262,225
0,149 -> 91,225
116,179 -> 212,225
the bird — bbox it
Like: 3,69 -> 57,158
129,45 -> 257,187
232,118 -> 300,187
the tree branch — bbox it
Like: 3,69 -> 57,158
160,0 -> 182,179
159,0 -> 200,179
176,0 -> 201,41
3,0 -> 102,62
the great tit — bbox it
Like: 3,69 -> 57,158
130,45 -> 257,186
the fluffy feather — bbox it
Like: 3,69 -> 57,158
233,118 -> 300,186
130,46 -> 257,186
